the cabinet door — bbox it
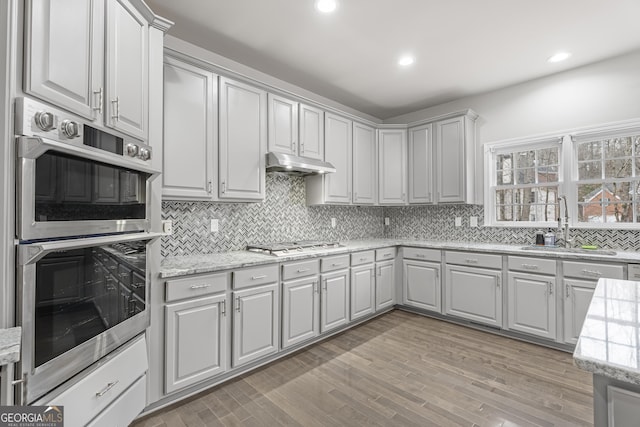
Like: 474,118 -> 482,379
564,279 -> 596,345
162,58 -> 217,200
24,0 -> 104,120
350,265 -> 375,321
507,272 -> 556,340
377,260 -> 396,311
403,260 -> 440,313
105,0 -> 148,139
323,113 -> 352,203
282,277 -> 319,349
435,117 -> 465,203
299,103 -> 324,160
268,94 -> 298,155
219,77 -> 267,201
378,129 -> 407,205
165,294 -> 227,393
352,122 -> 376,205
445,264 -> 502,327
232,283 -> 279,367
408,124 -> 433,203
321,269 -> 350,333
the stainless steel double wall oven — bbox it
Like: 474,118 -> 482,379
15,97 -> 160,404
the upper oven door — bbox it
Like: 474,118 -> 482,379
16,136 -> 159,241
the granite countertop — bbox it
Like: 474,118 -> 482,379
161,239 -> 640,278
574,278 -> 640,385
0,327 -> 22,366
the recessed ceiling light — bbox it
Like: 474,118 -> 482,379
547,52 -> 571,63
315,0 -> 337,13
398,55 -> 415,67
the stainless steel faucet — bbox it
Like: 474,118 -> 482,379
557,196 -> 572,247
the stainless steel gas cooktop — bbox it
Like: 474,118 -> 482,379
246,240 -> 343,256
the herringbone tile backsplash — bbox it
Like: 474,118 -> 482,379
162,174 -> 640,256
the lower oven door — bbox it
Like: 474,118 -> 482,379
16,232 -> 160,404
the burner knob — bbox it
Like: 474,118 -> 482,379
138,147 -> 151,161
34,111 -> 56,131
60,119 -> 80,138
125,143 -> 139,157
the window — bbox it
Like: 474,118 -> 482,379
486,137 -> 562,226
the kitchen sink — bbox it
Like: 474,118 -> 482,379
521,246 -> 617,256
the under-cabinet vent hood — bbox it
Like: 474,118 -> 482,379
266,152 -> 336,176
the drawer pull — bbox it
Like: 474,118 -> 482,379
521,264 -> 539,270
415,254 -> 426,258
496,276 -> 501,287
566,283 -> 571,298
331,263 -> 343,267
382,253 -> 392,257
581,269 -> 602,277
221,300 -> 226,315
96,380 -> 119,397
359,257 -> 368,261
296,268 -> 310,273
251,275 -> 267,280
632,273 -> 640,279
465,258 -> 479,264
548,282 -> 553,295
190,284 -> 211,290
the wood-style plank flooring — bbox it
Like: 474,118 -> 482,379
133,310 -> 593,427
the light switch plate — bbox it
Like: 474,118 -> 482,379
162,220 -> 173,235
210,219 -> 219,233
455,217 -> 462,227
331,218 -> 337,228
384,217 -> 390,226
470,216 -> 478,227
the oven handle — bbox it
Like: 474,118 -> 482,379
17,232 -> 163,265
16,136 -> 160,176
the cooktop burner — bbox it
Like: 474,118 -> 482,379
247,240 -> 343,256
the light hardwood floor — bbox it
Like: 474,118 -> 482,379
133,310 -> 593,427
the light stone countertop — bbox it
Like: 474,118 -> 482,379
161,239 -> 640,278
0,327 -> 21,366
574,278 -> 640,385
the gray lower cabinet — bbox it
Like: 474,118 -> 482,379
402,259 -> 441,313
232,283 -> 279,367
563,279 -> 597,345
445,263 -> 502,327
376,260 -> 395,311
164,294 -> 228,393
507,272 -> 556,340
350,264 -> 375,320
320,269 -> 350,332
281,276 -> 320,349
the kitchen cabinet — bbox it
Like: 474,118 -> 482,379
376,260 -> 395,311
352,122 -> 377,205
93,165 -> 120,203
445,252 -> 502,327
320,255 -> 350,332
408,124 -> 433,203
403,260 -> 441,313
378,129 -> 407,205
281,259 -> 320,349
350,264 -> 375,320
306,113 -> 352,204
299,103 -> 324,160
162,56 -> 217,200
268,94 -> 298,155
24,0 -> 151,140
219,77 -> 267,201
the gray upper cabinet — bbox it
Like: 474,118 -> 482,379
267,94 -> 298,155
299,103 -> 324,160
408,124 -> 433,203
435,117 -> 465,203
219,77 -> 267,201
378,129 -> 407,205
162,56 -> 217,200
352,122 -> 376,205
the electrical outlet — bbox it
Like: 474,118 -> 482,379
162,220 -> 173,235
384,217 -> 390,226
210,219 -> 219,233
470,216 -> 478,227
331,218 -> 337,228
455,217 -> 462,227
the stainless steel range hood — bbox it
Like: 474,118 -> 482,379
266,152 -> 336,175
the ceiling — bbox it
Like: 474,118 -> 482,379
147,0 -> 640,120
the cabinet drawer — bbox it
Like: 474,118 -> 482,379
282,259 -> 320,281
376,247 -> 397,261
508,256 -> 556,275
629,264 -> 640,281
351,251 -> 375,266
403,247 -> 440,262
321,254 -> 350,272
166,272 -> 229,302
446,251 -> 502,269
87,375 -> 146,427
39,336 -> 147,427
234,264 -> 279,289
563,261 -> 624,280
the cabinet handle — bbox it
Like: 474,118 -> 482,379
465,258 -> 479,264
359,257 -> 368,261
96,380 -> 119,397
323,279 -> 327,292
93,87 -> 103,115
371,269 -> 375,278
207,180 -> 213,194
190,284 -> 211,290
296,268 -> 310,273
110,97 -> 119,121
378,267 -> 382,276
496,276 -> 501,287
581,269 -> 602,277
416,254 -> 426,258
548,282 -> 553,295
221,181 -> 226,194
331,263 -> 343,267
631,273 -> 640,279
566,283 -> 571,298
427,192 -> 431,202
521,264 -> 539,270
221,300 -> 226,316
251,275 -> 267,280
235,297 -> 241,312
313,281 -> 318,294
436,269 -> 439,280
382,253 -> 392,257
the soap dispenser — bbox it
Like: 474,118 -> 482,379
544,229 -> 556,247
